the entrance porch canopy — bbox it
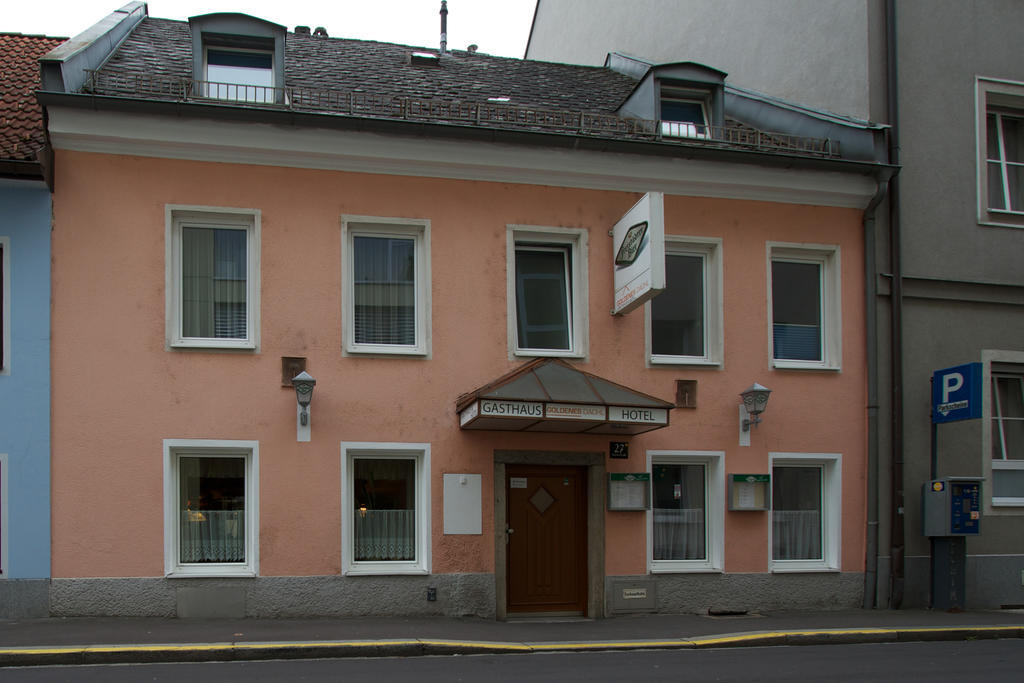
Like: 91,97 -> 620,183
457,358 -> 674,435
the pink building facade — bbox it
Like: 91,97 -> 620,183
40,6 -> 888,617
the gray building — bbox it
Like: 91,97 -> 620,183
527,0 -> 1024,610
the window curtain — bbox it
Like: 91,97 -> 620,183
772,466 -> 822,561
652,463 -> 706,561
353,236 -> 415,345
182,227 -> 246,339
354,509 -> 415,560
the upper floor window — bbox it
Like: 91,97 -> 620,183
986,111 -> 1024,212
166,207 -> 260,350
991,371 -> 1024,506
507,225 -> 588,358
342,217 -> 431,356
769,243 -> 841,371
976,77 -> 1024,228
648,237 -> 722,365
0,238 -> 8,374
204,47 -> 274,103
660,87 -> 709,139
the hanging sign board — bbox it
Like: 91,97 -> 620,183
931,363 -> 983,423
611,192 -> 665,316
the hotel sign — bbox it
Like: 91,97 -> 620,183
459,398 -> 669,433
612,192 -> 665,316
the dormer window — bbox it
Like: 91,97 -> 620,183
205,47 -> 274,102
189,13 -> 286,105
660,88 -> 709,139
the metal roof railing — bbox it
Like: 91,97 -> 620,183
82,70 -> 841,158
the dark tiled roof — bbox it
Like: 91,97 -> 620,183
0,33 -> 65,161
98,18 -> 637,114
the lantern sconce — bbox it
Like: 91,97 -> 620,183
291,371 -> 316,440
740,383 -> 772,432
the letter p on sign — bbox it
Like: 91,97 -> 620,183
942,373 -> 964,403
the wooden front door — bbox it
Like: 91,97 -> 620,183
506,465 -> 587,614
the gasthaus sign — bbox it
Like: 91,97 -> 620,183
611,192 -> 665,316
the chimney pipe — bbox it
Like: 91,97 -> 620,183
440,0 -> 448,54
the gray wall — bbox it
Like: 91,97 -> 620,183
527,0 -> 875,120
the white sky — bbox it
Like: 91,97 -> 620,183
2,1 -> 538,58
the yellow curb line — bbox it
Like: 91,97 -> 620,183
0,625 -> 1020,658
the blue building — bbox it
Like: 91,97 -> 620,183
0,32 -> 64,617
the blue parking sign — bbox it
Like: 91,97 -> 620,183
932,363 -> 983,423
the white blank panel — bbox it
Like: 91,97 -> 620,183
443,473 -> 482,535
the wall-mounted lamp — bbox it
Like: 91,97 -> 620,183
291,371 -> 316,426
740,383 -> 771,431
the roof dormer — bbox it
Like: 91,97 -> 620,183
616,61 -> 727,139
189,13 -> 286,104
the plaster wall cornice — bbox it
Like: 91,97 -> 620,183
46,105 -> 878,208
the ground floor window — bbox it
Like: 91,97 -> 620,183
991,371 -> 1024,505
0,453 -> 7,576
647,451 -> 723,572
341,442 -> 430,575
163,440 -> 258,577
770,453 -> 840,571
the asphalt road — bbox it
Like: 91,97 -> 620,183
3,639 -> 1023,682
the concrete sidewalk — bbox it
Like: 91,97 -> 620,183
1,609 -> 1022,667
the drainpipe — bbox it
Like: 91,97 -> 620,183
885,0 -> 905,610
862,172 -> 889,609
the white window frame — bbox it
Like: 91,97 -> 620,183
983,349 -> 1024,512
0,453 -> 7,577
507,224 -> 589,358
646,450 -> 724,573
166,206 -> 260,350
341,216 -> 431,357
163,439 -> 259,578
647,236 -> 722,366
976,76 -> 1024,228
769,452 -> 841,573
340,442 -> 431,575
0,237 -> 9,375
768,242 -> 841,371
203,45 -> 275,103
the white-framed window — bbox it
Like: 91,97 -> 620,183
660,86 -> 710,139
163,439 -> 259,577
341,442 -> 431,575
647,450 -> 724,573
204,46 -> 274,103
342,216 -> 431,356
769,453 -> 841,572
0,237 -> 9,375
0,453 -> 7,577
990,367 -> 1024,507
166,206 -> 260,350
647,237 -> 722,365
976,77 -> 1024,228
768,243 -> 841,370
507,225 -> 588,358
